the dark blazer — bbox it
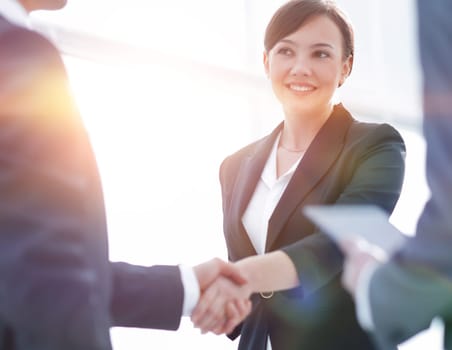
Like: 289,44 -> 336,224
369,1 -> 452,349
220,104 -> 406,350
0,15 -> 183,350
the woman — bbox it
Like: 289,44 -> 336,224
193,0 -> 405,349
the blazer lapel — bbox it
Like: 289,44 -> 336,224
230,124 -> 283,217
266,104 -> 353,250
228,124 -> 283,257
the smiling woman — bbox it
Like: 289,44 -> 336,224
215,1 -> 407,349
29,1 -> 438,349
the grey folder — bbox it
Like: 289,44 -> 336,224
303,204 -> 408,255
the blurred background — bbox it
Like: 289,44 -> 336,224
32,0 -> 435,349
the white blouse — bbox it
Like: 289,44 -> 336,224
241,133 -> 304,350
242,133 -> 303,254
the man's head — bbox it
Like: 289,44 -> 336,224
19,0 -> 67,13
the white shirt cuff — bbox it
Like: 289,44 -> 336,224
355,261 -> 380,331
179,264 -> 200,316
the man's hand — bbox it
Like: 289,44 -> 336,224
340,237 -> 387,297
193,258 -> 248,291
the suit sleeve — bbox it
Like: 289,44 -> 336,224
0,27 -> 112,349
110,262 -> 184,330
282,124 -> 406,296
369,1 -> 452,348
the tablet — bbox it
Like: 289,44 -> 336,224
303,204 -> 408,255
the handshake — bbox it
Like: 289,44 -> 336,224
189,251 -> 299,335
190,258 -> 253,335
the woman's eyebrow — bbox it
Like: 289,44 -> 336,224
276,39 -> 335,50
310,42 -> 335,49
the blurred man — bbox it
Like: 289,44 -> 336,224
0,1 -> 250,349
340,1 -> 452,349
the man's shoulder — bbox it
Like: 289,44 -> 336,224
0,14 -> 27,36
0,15 -> 57,54
0,16 -> 62,74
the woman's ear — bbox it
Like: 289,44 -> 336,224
339,54 -> 353,87
342,55 -> 353,78
263,51 -> 270,78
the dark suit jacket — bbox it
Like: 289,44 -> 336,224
369,1 -> 452,349
0,15 -> 183,350
220,104 -> 406,350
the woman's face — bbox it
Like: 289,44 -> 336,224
264,15 -> 352,117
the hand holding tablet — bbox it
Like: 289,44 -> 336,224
303,204 -> 408,256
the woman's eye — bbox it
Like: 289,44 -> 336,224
277,48 -> 293,56
314,51 -> 330,58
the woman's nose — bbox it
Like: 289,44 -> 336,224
290,57 -> 312,76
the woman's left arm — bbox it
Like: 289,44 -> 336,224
282,123 -> 406,296
191,125 -> 406,333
